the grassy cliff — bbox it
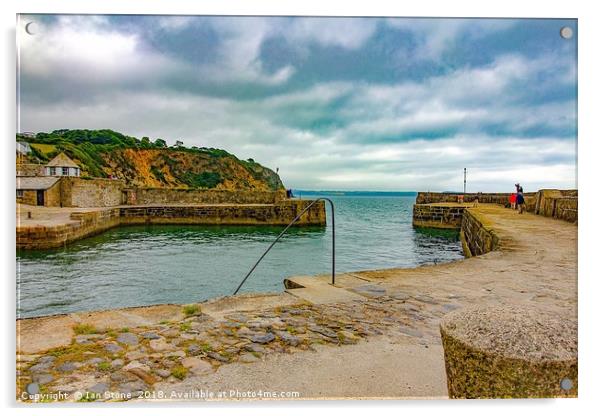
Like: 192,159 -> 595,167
17,129 -> 284,191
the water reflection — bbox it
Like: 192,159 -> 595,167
17,224 -> 327,260
412,227 -> 462,266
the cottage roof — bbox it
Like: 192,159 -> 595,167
46,152 -> 79,168
16,176 -> 60,190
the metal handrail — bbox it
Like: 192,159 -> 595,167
233,197 -> 335,295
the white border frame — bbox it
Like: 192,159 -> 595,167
2,1 -> 600,415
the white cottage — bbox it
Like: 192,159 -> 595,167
45,152 -> 81,177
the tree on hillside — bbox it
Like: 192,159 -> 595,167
154,139 -> 167,148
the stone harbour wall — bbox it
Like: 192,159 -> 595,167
120,200 -> 325,226
412,204 -> 499,257
534,189 -> 578,223
416,189 -> 576,223
553,197 -> 578,223
17,200 -> 326,250
415,192 -> 537,211
412,204 -> 466,229
17,209 -> 121,250
125,188 -> 286,206
460,210 -> 499,257
417,192 -> 517,205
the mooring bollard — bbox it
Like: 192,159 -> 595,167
439,305 -> 577,398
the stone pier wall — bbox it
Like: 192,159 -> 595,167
411,204 -> 498,257
553,197 -> 578,223
124,188 -> 286,205
120,200 -> 326,226
16,208 -> 121,250
460,210 -> 499,257
415,189 -> 576,223
17,200 -> 326,250
534,189 -> 578,223
412,204 -> 466,229
415,192 -> 537,211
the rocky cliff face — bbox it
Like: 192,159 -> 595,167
101,148 -> 283,191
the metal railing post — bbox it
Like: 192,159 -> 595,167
233,197 -> 335,295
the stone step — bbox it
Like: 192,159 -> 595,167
283,274 -> 370,304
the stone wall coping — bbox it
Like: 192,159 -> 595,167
440,305 -> 577,362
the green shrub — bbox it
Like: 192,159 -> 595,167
200,343 -> 213,352
72,323 -> 97,335
171,365 -> 188,380
150,166 -> 167,183
97,361 -> 111,371
182,304 -> 200,316
180,171 -> 222,188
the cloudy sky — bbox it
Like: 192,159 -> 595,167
17,15 -> 577,192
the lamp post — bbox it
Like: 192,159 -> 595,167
463,168 -> 466,194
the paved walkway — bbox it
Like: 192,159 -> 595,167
16,204 -> 577,402
16,204 -> 103,227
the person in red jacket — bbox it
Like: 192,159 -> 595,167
509,193 -> 517,210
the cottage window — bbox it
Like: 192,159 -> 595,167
62,167 -> 69,176
16,190 -> 23,197
49,167 -> 56,176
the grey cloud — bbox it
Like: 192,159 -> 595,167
17,16 -> 576,192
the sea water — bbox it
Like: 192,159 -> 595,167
17,194 -> 463,318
